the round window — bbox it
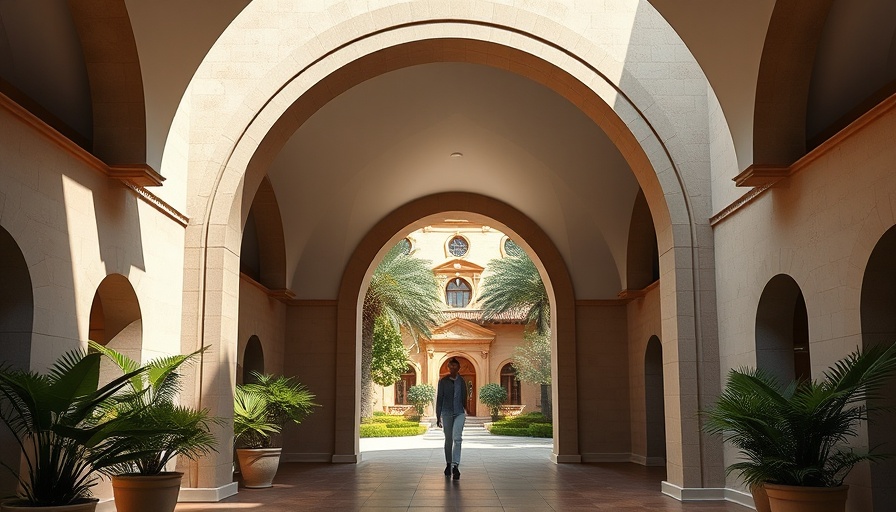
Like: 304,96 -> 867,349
448,236 -> 468,257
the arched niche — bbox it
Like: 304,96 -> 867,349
644,336 -> 666,466
89,274 -> 142,385
755,274 -> 810,383
860,224 -> 896,510
241,335 -> 265,385
626,189 -> 659,290
239,175 -> 287,290
0,226 -> 32,497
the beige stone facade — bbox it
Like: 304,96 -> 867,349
0,1 -> 894,511
371,223 -> 541,418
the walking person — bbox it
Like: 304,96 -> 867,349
436,357 -> 467,480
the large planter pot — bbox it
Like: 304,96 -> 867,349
1,499 -> 98,511
236,448 -> 282,488
764,484 -> 849,512
751,484 -> 771,512
111,472 -> 183,512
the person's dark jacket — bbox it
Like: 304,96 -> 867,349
435,375 -> 467,418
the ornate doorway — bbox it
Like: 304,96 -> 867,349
440,356 -> 476,416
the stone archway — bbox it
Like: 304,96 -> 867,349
89,273 -> 143,386
170,0 -> 731,494
860,225 -> 896,511
755,274 -> 810,383
337,193 -> 575,464
440,356 -> 477,416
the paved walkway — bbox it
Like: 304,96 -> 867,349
176,425 -> 750,511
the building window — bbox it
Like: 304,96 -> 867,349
501,363 -> 521,405
395,365 -> 416,405
446,277 -> 472,308
448,236 -> 469,257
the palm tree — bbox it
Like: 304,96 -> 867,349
479,249 -> 549,335
361,242 -> 442,419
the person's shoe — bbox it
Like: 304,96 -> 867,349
452,464 -> 460,480
444,463 -> 451,477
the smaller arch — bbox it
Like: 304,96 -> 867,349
89,274 -> 142,385
861,224 -> 896,510
0,226 -> 32,498
394,365 -> 417,405
500,362 -> 521,406
446,277 -> 472,308
626,189 -> 659,290
240,175 -> 287,290
241,335 -> 265,385
439,355 -> 478,416
644,336 -> 666,466
755,274 -> 810,383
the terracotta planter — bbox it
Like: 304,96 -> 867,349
764,484 -> 849,512
237,447 -> 282,488
751,484 -> 772,512
1,499 -> 98,511
111,472 -> 183,512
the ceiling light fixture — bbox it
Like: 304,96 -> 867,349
450,152 -> 463,158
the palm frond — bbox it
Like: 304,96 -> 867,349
479,252 -> 549,334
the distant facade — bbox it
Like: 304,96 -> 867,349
374,222 -> 540,417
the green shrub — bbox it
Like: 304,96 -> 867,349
368,416 -> 406,424
373,411 -> 387,416
360,423 -> 427,437
407,383 -> 436,416
488,425 -> 530,436
528,423 -> 553,438
385,421 -> 421,428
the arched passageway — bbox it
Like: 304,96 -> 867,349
173,1 -> 726,494
860,225 -> 896,510
241,334 -> 264,384
89,273 -> 143,385
644,336 -> 666,466
755,274 -> 810,383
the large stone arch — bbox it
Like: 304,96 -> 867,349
335,192 -> 576,463
169,0 -> 730,495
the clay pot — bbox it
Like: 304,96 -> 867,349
764,483 -> 849,512
111,472 -> 183,512
1,499 -> 98,511
751,483 -> 772,512
236,447 -> 282,488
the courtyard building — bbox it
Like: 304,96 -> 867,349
0,1 -> 895,511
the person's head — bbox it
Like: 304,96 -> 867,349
447,357 -> 460,376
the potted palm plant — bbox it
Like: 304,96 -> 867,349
0,351 -> 150,511
703,343 -> 896,512
88,342 -> 218,512
233,372 -> 317,488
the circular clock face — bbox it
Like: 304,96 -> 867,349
448,236 -> 468,257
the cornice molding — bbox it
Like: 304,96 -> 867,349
0,91 -> 187,227
716,91 -> 896,226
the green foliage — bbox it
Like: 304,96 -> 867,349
0,351 -> 152,505
703,344 -> 896,487
359,422 -> 427,437
479,251 -> 550,335
361,241 -> 443,419
527,423 -> 553,438
407,383 -> 436,416
487,412 -> 553,437
89,341 -> 218,476
371,316 -> 410,387
479,383 -> 508,419
234,372 -> 319,449
512,330 -> 552,385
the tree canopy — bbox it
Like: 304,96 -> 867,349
479,249 -> 550,335
361,241 -> 442,419
371,315 -> 410,387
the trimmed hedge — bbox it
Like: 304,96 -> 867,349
527,423 -> 553,438
487,412 -> 553,438
365,415 -> 408,424
360,422 -> 428,438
